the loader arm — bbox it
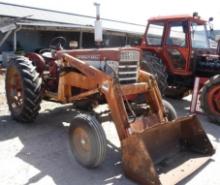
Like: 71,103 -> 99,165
56,52 -> 167,140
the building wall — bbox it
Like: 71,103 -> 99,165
0,29 -> 141,53
0,33 -> 14,52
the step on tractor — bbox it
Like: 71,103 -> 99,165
5,37 -> 214,185
140,13 -> 220,123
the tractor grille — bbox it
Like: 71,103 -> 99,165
118,50 -> 140,84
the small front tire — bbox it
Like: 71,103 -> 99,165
162,99 -> 177,121
69,114 -> 107,168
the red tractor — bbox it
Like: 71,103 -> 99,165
140,13 -> 220,123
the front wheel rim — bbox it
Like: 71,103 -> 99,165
71,126 -> 92,162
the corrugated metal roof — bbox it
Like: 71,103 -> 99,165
16,21 -> 94,32
0,2 -> 145,35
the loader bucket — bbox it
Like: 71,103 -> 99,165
122,115 -> 215,185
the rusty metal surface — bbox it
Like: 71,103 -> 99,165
5,66 -> 24,115
130,114 -> 160,133
139,70 -> 166,122
120,82 -> 149,96
71,127 -> 91,159
62,47 -> 141,62
25,52 -> 46,74
121,115 -> 214,185
122,134 -> 161,185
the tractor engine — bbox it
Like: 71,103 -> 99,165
64,48 -> 140,84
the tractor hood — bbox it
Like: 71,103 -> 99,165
55,47 -> 141,85
57,47 -> 142,62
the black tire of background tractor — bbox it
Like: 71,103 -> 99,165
162,99 -> 177,121
200,75 -> 220,124
69,114 -> 107,168
141,53 -> 168,95
165,86 -> 190,99
5,57 -> 42,122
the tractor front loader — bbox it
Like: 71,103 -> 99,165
5,45 -> 214,184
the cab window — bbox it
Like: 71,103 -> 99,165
146,22 -> 164,45
191,22 -> 209,49
166,21 -> 187,47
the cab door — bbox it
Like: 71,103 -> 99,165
162,21 -> 191,75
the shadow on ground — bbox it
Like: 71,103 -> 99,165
1,97 -> 220,185
167,97 -> 220,143
0,105 -> 134,185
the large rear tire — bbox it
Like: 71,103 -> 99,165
69,114 -> 107,168
5,57 -> 42,122
165,86 -> 190,99
141,53 -> 168,95
200,75 -> 220,124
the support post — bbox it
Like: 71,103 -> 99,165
13,30 -> 17,52
79,29 -> 83,48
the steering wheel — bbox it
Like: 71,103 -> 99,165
37,36 -> 66,59
49,36 -> 66,50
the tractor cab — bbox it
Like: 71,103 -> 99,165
141,14 -> 214,76
140,14 -> 220,123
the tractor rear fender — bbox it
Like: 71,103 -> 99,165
25,52 -> 46,74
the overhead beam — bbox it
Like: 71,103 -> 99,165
79,29 -> 83,48
13,30 -> 17,51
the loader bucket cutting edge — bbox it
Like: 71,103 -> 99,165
122,115 -> 215,185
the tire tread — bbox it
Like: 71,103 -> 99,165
6,56 -> 42,122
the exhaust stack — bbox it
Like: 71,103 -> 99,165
94,2 -> 103,44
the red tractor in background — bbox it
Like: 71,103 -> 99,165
140,13 -> 220,123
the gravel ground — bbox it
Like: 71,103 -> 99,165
0,73 -> 220,185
